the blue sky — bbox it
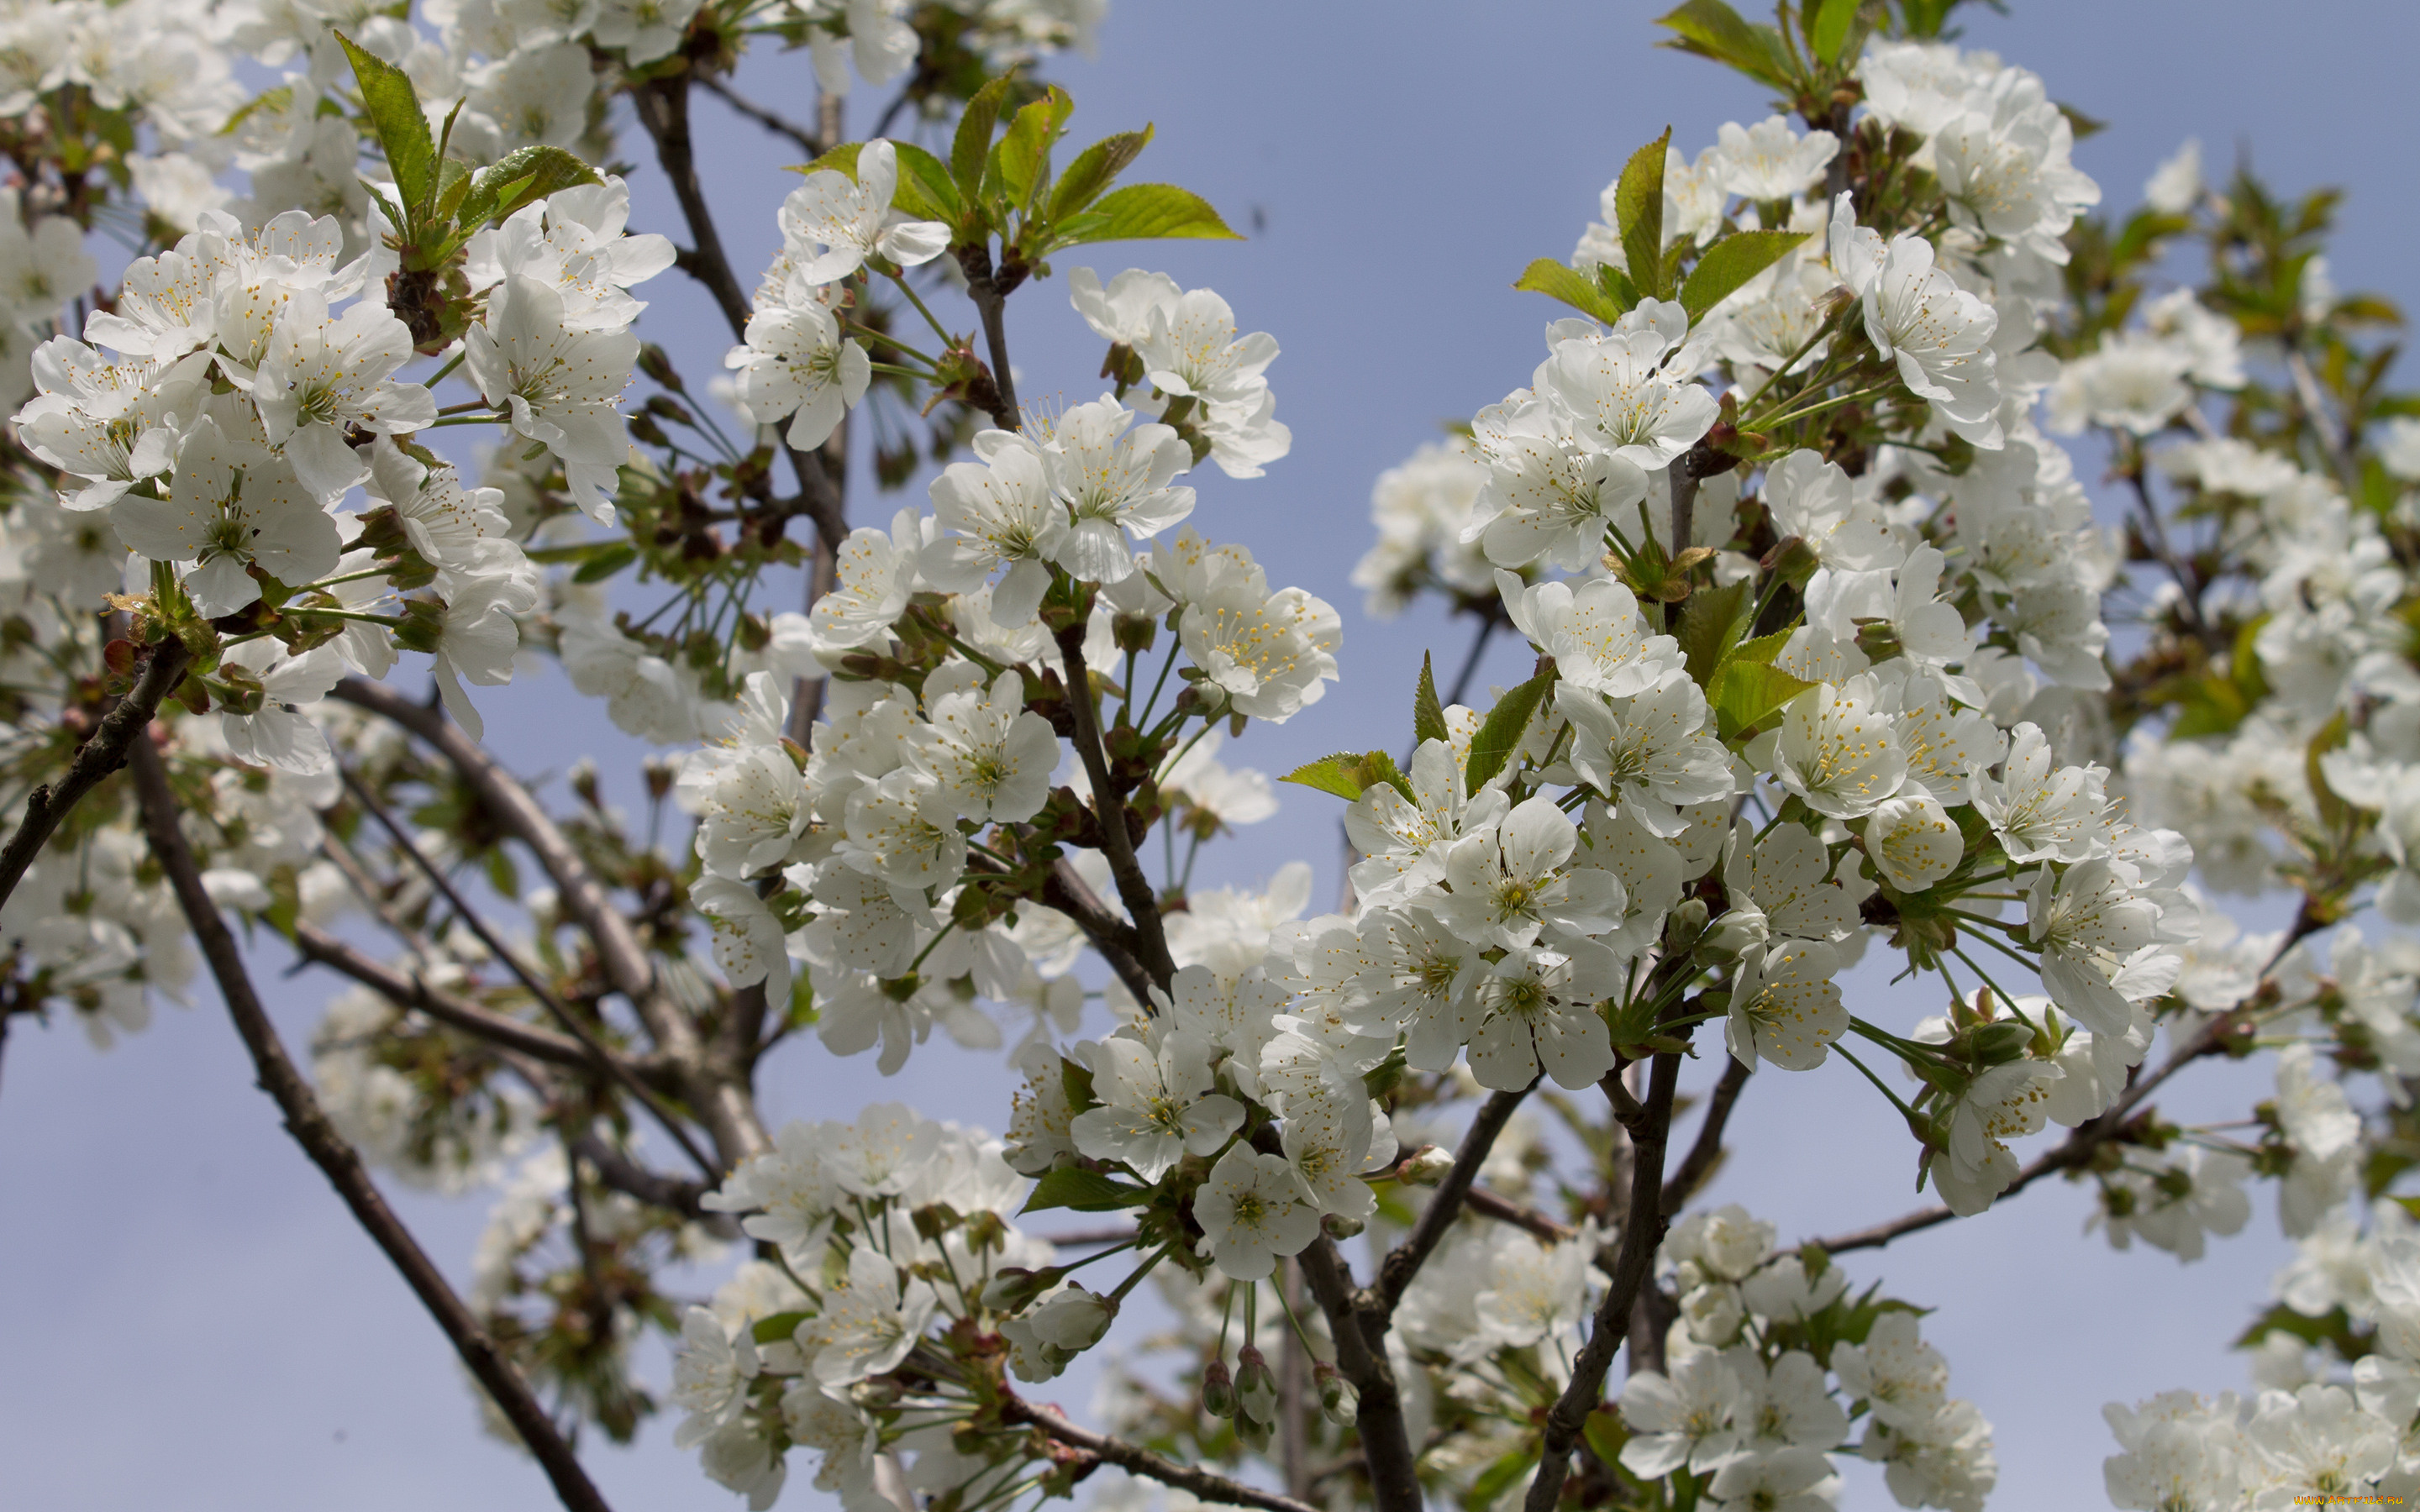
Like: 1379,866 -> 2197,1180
8,2 -> 2420,1508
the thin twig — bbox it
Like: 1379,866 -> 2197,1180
1001,1395 -> 1321,1512
1053,628 -> 1176,990
127,737 -> 613,1512
0,638 -> 188,912
1442,612 -> 1499,710
338,765 -> 719,1179
1660,1058 -> 1750,1213
697,75 -> 823,156
1375,1087 -> 1530,1311
291,923 -> 593,1069
1463,1186 -> 1576,1244
2121,456 -> 2213,643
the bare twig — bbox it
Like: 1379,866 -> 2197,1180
1002,1395 -> 1321,1512
291,923 -> 593,1069
2121,457 -> 2213,643
1463,1186 -> 1576,1244
1523,1051 -> 1681,1512
329,679 -> 769,1166
1052,628 -> 1176,990
1376,1087 -> 1530,1311
339,766 -> 720,1179
1661,1058 -> 1750,1213
0,638 -> 188,912
127,738 -> 613,1512
697,74 -> 823,156
1442,611 -> 1501,710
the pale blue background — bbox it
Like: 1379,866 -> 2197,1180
6,2 -> 2418,1507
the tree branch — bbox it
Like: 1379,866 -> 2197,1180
1052,628 -> 1176,990
1523,1051 -> 1681,1512
697,74 -> 823,156
291,923 -> 594,1069
1660,1058 -> 1749,1213
571,1132 -> 731,1232
339,766 -> 720,1179
2120,455 -> 2213,644
1375,1087 -> 1529,1312
0,637 -> 188,912
1001,1396 -> 1321,1512
1464,1186 -> 1576,1244
1297,1238 -> 1422,1512
329,679 -> 768,1167
127,738 -> 613,1512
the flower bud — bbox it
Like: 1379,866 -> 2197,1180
1662,898 -> 1710,952
1029,1284 -> 1118,1352
1113,613 -> 1158,654
1321,1211 -> 1365,1241
1201,1358 -> 1236,1419
1235,1344 -> 1279,1425
1760,534 -> 1822,589
1700,905 -> 1768,962
1397,1145 -> 1455,1188
1963,1021 -> 2034,1066
981,1266 -> 1060,1311
1314,1362 -> 1359,1425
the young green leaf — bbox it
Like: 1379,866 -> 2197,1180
1675,577 -> 1752,685
952,76 -> 1014,206
1283,753 -> 1371,802
1655,0 -> 1799,91
1723,627 -> 1792,669
996,85 -> 1074,211
1054,183 -> 1240,246
335,31 -> 435,215
1713,661 -> 1814,743
1414,651 -> 1449,747
1022,1166 -> 1151,1215
1512,258 -> 1629,325
463,144 -> 602,228
1679,229 -> 1808,321
1807,0 -> 1865,65
889,141 -> 963,223
1465,669 -> 1556,790
1049,126 -> 1154,223
1616,129 -> 1672,302
788,141 -> 864,181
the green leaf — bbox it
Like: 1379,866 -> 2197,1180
571,542 -> 638,583
220,84 -> 296,139
1724,627 -> 1791,668
995,85 -> 1073,211
952,76 -> 1013,207
1512,258 -> 1628,325
335,31 -> 435,215
1714,661 -> 1813,743
1656,0 -> 1799,91
1414,651 -> 1449,747
1022,1166 -> 1150,1215
751,1310 -> 812,1345
1676,577 -> 1752,686
1616,129 -> 1672,302
1049,126 -> 1153,223
464,144 -> 601,227
1465,670 -> 1556,790
888,141 -> 962,223
1807,0 -> 1863,64
1596,261 -> 1640,312
1462,1447 -> 1539,1512
1581,1406 -> 1629,1473
788,141 -> 864,181
1283,753 -> 1370,802
1054,182 -> 1240,246
1281,750 -> 1416,805
1680,229 -> 1808,322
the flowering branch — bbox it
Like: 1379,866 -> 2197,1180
0,638 -> 189,913
1375,1086 -> 1531,1310
1297,1237 -> 1423,1512
1053,625 -> 1177,990
1002,1395 -> 1322,1512
289,923 -> 597,1070
126,737 -> 614,1512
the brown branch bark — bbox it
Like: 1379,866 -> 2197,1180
1052,628 -> 1175,991
1002,1395 -> 1321,1512
0,637 -> 188,912
329,678 -> 769,1168
127,737 -> 613,1512
291,923 -> 594,1069
1375,1086 -> 1530,1311
1660,1057 -> 1750,1213
1523,1051 -> 1681,1512
1297,1238 -> 1422,1512
1464,1186 -> 1576,1244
